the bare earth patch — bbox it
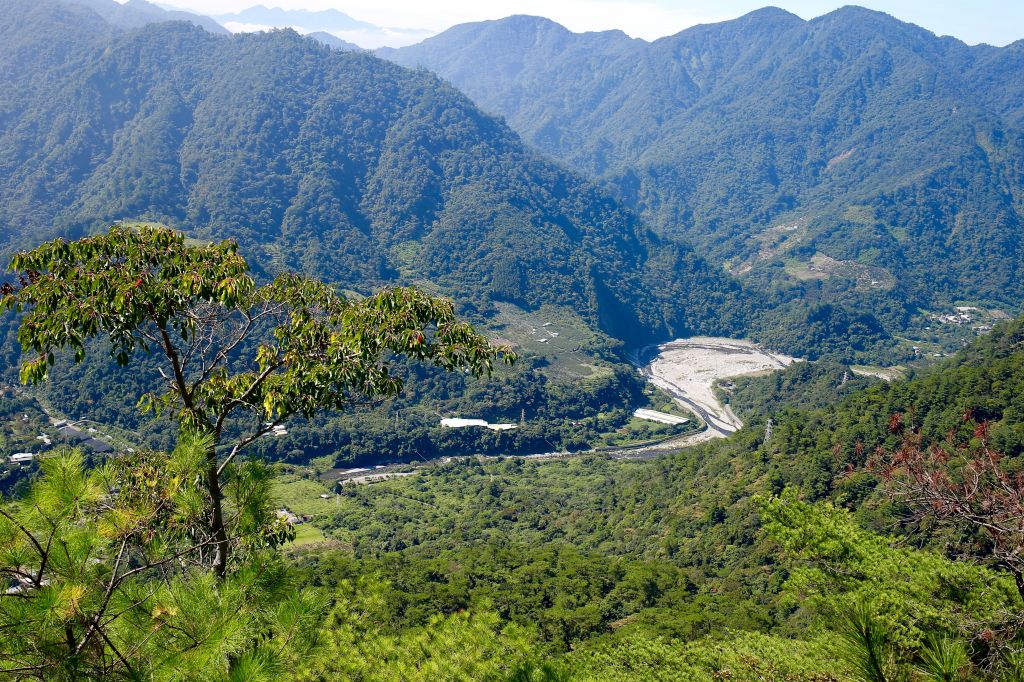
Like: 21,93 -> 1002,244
640,338 -> 798,438
785,253 -> 895,291
851,365 -> 906,382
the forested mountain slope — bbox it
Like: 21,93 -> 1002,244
383,8 -> 1024,317
321,315 -> 1024,565
288,316 -> 1024,677
0,0 -> 749,346
0,0 -> 909,475
307,31 -> 363,51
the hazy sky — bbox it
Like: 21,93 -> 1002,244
156,0 -> 1024,47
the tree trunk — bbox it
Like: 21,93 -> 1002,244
158,327 -> 230,576
206,442 -> 229,579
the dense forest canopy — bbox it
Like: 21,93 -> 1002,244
0,0 -> 912,362
0,0 -> 915,469
4,230 -> 1024,678
0,0 -> 749,347
284,316 -> 1024,679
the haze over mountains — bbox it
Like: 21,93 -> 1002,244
4,2 -> 1024,678
65,0 -> 226,33
214,5 -> 374,32
212,5 -> 432,48
383,8 -> 1024,320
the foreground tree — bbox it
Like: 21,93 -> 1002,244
0,443 -> 323,680
762,492 -> 1017,679
296,575 -> 554,681
870,416 -> 1024,600
2,225 -> 513,576
869,415 -> 1024,666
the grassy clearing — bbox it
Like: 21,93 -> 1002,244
288,523 -> 327,546
486,302 -> 619,382
783,258 -> 829,281
390,241 -> 424,279
851,364 -> 907,381
273,474 -> 338,517
784,253 -> 895,291
597,415 -> 693,448
643,385 -> 694,420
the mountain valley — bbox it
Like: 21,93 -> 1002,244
0,1 -> 1023,679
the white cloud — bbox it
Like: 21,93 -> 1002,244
152,0 -> 1022,48
219,21 -> 432,48
220,21 -> 276,33
329,28 -> 435,49
331,0 -> 724,38
158,0 -> 727,43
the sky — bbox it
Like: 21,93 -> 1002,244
154,0 -> 1024,48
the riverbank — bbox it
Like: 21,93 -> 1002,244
638,337 -> 798,439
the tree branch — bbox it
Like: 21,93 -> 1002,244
217,419 -> 281,477
159,326 -> 194,411
0,508 -> 48,584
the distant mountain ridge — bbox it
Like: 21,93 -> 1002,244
306,31 -> 363,52
382,8 -> 1024,320
65,0 -> 226,33
0,0 -> 768,349
213,4 -> 432,49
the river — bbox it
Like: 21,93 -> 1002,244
635,337 -> 798,440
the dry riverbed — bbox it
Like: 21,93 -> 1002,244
638,337 -> 798,438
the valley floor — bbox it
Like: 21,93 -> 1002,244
637,337 -> 798,437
